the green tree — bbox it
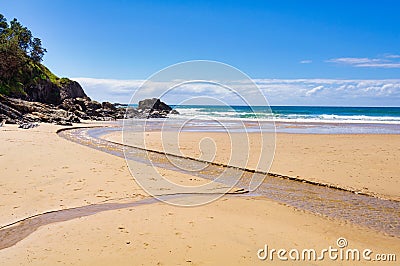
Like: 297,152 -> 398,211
30,37 -> 46,62
0,38 -> 27,95
0,14 -> 7,35
0,13 -> 49,96
0,14 -> 46,62
9,18 -> 33,52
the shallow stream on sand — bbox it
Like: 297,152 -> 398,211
58,126 -> 399,238
1,125 -> 398,251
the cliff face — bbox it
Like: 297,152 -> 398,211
24,78 -> 86,105
1,58 -> 87,105
24,79 -> 61,104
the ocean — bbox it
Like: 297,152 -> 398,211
167,105 -> 400,134
124,105 -> 400,134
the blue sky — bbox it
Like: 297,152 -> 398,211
2,0 -> 400,105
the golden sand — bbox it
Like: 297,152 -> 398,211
0,124 -> 398,265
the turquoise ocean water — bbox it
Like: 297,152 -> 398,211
172,105 -> 400,122
125,105 -> 400,133
167,105 -> 400,134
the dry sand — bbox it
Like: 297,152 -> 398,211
103,131 -> 400,201
0,124 -> 399,265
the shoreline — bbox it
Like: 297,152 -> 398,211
121,117 -> 400,134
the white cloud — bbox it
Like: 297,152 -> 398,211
327,56 -> 400,68
72,77 -> 400,106
385,54 -> 400,59
305,85 -> 324,96
355,63 -> 400,68
327,57 -> 383,64
72,78 -> 145,103
300,60 -> 312,64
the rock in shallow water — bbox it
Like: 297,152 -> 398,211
138,98 -> 172,112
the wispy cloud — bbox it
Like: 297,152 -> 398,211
72,77 -> 400,106
300,60 -> 312,64
354,63 -> 400,68
327,57 -> 383,64
385,54 -> 400,59
327,55 -> 400,68
305,85 -> 324,96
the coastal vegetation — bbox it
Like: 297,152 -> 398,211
0,13 -> 90,107
0,13 -> 50,98
0,14 -> 177,125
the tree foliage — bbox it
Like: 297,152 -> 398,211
0,14 -> 48,96
0,14 -> 47,62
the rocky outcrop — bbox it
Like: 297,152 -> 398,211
138,98 -> 172,112
58,97 -> 125,121
137,98 -> 178,118
25,79 -> 62,105
0,95 -> 178,125
22,78 -> 87,105
0,94 -> 80,124
59,79 -> 87,101
0,100 -> 22,123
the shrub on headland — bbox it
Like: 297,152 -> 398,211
0,13 -> 86,105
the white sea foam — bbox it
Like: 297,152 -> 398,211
172,107 -> 400,125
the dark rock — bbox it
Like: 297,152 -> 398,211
22,78 -> 87,105
0,113 -> 17,124
1,93 -> 177,124
138,98 -> 172,112
73,110 -> 88,120
0,94 -> 81,124
147,110 -> 168,119
86,100 -> 102,111
135,98 -> 178,119
25,112 -> 50,122
0,96 -> 23,122
59,79 -> 87,101
102,101 -> 116,110
66,114 -> 80,123
74,97 -> 89,111
59,98 -> 82,112
170,109 -> 179,114
18,122 -> 39,129
58,97 -> 119,121
26,80 -> 62,105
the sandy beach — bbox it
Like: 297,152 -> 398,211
1,0 -> 399,264
103,130 -> 400,201
0,123 -> 399,265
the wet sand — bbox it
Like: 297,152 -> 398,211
103,131 -> 400,201
0,123 -> 399,265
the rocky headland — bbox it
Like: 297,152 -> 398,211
0,94 -> 179,126
0,14 -> 177,126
